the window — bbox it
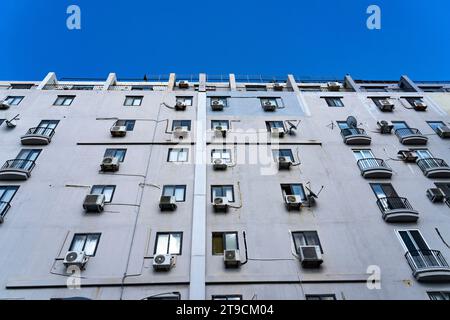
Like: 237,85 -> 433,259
172,120 -> 191,131
34,120 -> 59,135
353,149 -> 375,160
162,185 -> 186,202
10,84 -> 34,89
0,119 -> 5,126
53,95 -> 75,106
212,232 -> 239,255
428,292 -> 450,300
211,185 -> 235,202
212,295 -> 242,300
272,149 -> 294,162
210,97 -> 228,107
260,97 -> 278,107
397,230 -> 431,254
281,184 -> 306,201
124,96 -> 143,106
405,97 -> 424,107
154,232 -> 183,255
371,97 -> 391,107
265,121 -> 285,131
168,148 -> 189,162
292,231 -> 323,254
90,185 -> 115,203
246,85 -> 267,92
4,96 -> 24,106
69,233 -> 101,256
104,149 -> 127,162
211,149 -> 231,163
115,120 -> 135,131
305,294 -> 336,300
0,186 -> 19,219
427,121 -> 446,133
370,183 -> 399,209
211,120 -> 230,130
176,96 -> 193,106
10,149 -> 41,170
324,97 -> 344,107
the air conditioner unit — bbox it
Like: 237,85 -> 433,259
83,194 -> 105,213
211,99 -> 224,111
378,99 -> 395,111
262,100 -> 277,111
110,126 -> 127,137
175,101 -> 187,111
277,156 -> 292,170
153,254 -> 175,271
214,127 -> 227,138
413,101 -> 427,111
285,195 -> 302,210
327,82 -> 341,91
298,245 -> 323,268
398,150 -> 418,163
0,101 -> 11,110
178,81 -> 189,89
273,83 -> 283,91
213,197 -> 229,212
159,196 -> 177,211
377,120 -> 394,134
271,127 -> 285,138
212,158 -> 227,170
437,125 -> 450,138
63,251 -> 89,270
101,156 -> 120,172
224,249 -> 241,268
173,126 -> 188,139
427,188 -> 446,203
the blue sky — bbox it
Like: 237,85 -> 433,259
0,0 -> 449,81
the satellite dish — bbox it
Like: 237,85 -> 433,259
346,116 -> 358,128
286,120 -> 300,135
5,114 -> 20,128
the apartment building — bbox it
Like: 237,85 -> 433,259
0,72 -> 450,300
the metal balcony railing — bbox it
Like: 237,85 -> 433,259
376,197 -> 414,212
405,250 -> 449,271
24,127 -> 55,138
417,158 -> 449,171
394,128 -> 423,138
43,84 -> 103,91
1,159 -> 36,172
340,128 -> 368,138
357,158 -> 390,172
0,201 -> 11,219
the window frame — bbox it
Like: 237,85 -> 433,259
104,149 -> 127,162
265,121 -> 285,131
115,120 -> 136,131
211,149 -> 232,163
426,121 -> 446,133
280,183 -> 306,201
324,97 -> 344,107
176,96 -> 193,106
210,97 -> 228,107
5,96 -> 25,106
124,96 -> 143,106
53,95 -> 75,106
154,232 -> 183,255
212,295 -> 243,300
69,233 -> 101,257
211,120 -> 230,130
172,120 -> 192,131
212,231 -> 239,255
211,185 -> 235,203
90,185 -> 116,203
167,148 -> 189,162
272,149 -> 294,162
162,185 -> 187,202
292,231 -> 324,254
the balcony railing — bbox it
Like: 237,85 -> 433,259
43,84 -> 103,91
340,128 -> 367,137
376,197 -> 413,212
25,127 -> 55,138
1,159 -> 36,172
405,250 -> 450,281
395,127 -> 422,138
0,201 -> 11,222
357,158 -> 392,178
417,158 -> 448,170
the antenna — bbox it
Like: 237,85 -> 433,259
5,114 -> 20,128
346,116 -> 358,129
286,120 -> 300,135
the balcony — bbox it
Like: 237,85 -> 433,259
376,197 -> 419,222
394,128 -> 428,145
417,158 -> 450,179
405,250 -> 450,282
340,128 -> 371,145
0,201 -> 11,223
0,159 -> 36,180
21,127 -> 55,145
357,158 -> 392,179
